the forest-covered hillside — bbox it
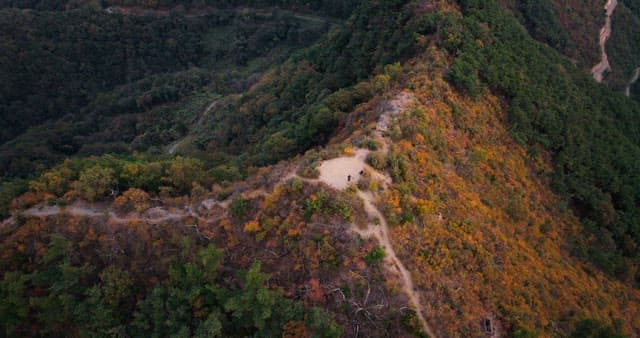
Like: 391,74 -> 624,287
1,0 -> 640,337
503,0 -> 640,94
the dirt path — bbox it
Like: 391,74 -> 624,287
625,67 -> 640,96
20,203 -> 200,225
168,98 -> 221,155
295,92 -> 435,337
355,190 -> 435,337
592,0 -> 618,82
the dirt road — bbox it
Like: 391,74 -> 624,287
625,67 -> 640,96
591,0 -> 618,82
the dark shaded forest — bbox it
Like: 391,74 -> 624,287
0,5 -> 333,180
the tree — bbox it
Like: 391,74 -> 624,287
224,262 -> 303,336
99,266 -> 134,308
73,165 -> 116,201
114,188 -> 151,212
570,319 -> 627,338
163,156 -> 205,195
305,307 -> 342,338
0,272 -> 30,337
29,166 -> 74,196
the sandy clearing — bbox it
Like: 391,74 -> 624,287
317,149 -> 369,190
316,92 -> 412,191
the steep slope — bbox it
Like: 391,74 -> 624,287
11,40 -> 639,337
448,0 -> 640,284
373,51 -> 640,337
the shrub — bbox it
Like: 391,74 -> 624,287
73,165 -> 116,201
366,151 -> 388,170
356,137 -> 379,150
114,188 -> 151,212
364,247 -> 385,267
230,198 -> 251,220
297,162 -> 320,179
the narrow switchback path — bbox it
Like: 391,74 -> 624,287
168,97 -> 222,155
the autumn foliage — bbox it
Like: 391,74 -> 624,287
357,49 -> 640,336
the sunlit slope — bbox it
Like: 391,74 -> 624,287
367,49 -> 640,336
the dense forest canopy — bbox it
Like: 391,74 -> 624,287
0,4 -> 333,180
0,0 -> 432,184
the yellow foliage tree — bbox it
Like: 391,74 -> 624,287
114,188 -> 151,212
243,220 -> 261,233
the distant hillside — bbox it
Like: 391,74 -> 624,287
0,5 -> 332,180
502,0 -> 640,96
0,0 -> 360,18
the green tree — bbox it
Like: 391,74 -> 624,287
73,165 -> 116,201
224,262 -> 303,337
0,272 -> 31,336
30,236 -> 93,336
570,319 -> 626,338
305,307 -> 342,338
100,266 -> 134,308
163,156 -> 205,194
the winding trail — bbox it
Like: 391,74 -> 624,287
354,190 -> 434,337
19,204 -> 204,226
591,0 -> 618,82
625,67 -> 640,96
293,92 -> 435,337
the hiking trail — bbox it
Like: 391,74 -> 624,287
4,91 -> 435,337
292,92 -> 436,337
